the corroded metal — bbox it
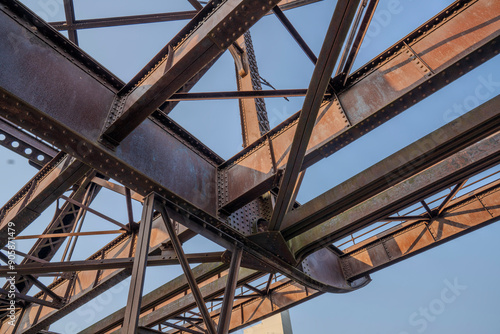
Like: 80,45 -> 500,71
0,0 -> 498,332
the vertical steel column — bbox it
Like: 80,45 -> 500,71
62,0 -> 78,44
269,0 -> 360,231
217,247 -> 243,334
122,193 -> 155,334
125,187 -> 135,226
158,204 -> 218,334
235,32 -> 271,147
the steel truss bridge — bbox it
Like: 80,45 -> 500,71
0,0 -> 499,333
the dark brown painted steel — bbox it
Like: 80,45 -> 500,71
289,132 -> 500,260
102,0 -> 284,145
158,203 -> 218,334
0,288 -> 60,309
62,0 -> 78,44
219,0 -> 500,213
282,95 -> 500,240
273,6 -> 318,64
0,154 -> 90,248
167,89 -> 308,101
123,193 -> 156,334
0,118 -> 58,166
0,4 -> 221,216
337,0 -> 379,86
80,263 -> 229,334
51,11 -> 198,30
270,0 -> 363,230
217,247 -> 243,334
341,179 -> 500,280
0,253 -> 224,276
0,0 -> 498,328
0,176 -> 99,320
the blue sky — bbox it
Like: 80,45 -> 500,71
1,0 -> 499,333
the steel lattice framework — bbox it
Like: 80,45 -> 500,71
0,0 -> 498,333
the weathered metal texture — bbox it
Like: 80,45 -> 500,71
0,118 -> 57,167
160,204 -> 365,295
0,153 -> 90,248
0,175 -> 98,320
101,0 -> 283,145
218,0 -> 500,212
289,131 -> 500,261
158,202 -> 218,334
5,212 -> 194,333
225,196 -> 273,236
0,253 -> 224,276
269,0 -> 360,231
301,247 -> 370,290
0,0 -> 498,330
80,263 -> 229,334
167,278 -> 321,334
0,11 -> 115,140
283,95 -> 500,241
235,32 -> 270,147
1,0 -> 496,229
0,2 -> 222,216
340,178 -> 500,281
166,89 -> 309,101
123,194 -> 155,334
106,268 -> 262,333
217,248 -> 243,334
335,0 -> 379,86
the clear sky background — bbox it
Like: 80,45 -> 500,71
1,0 -> 499,333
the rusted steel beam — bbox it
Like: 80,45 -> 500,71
169,279 -> 321,334
282,95 -> 500,240
123,194 -> 155,334
49,0 -> 322,32
217,247 -> 243,334
91,177 -> 144,202
218,0 -> 500,213
62,0 -> 78,44
14,230 -> 126,240
2,0 -> 497,229
7,212 -> 196,333
79,262 -> 229,334
0,118 -> 58,166
59,194 -> 128,230
167,89 -> 308,101
51,11 -> 198,30
101,0 -> 285,146
0,253 -> 224,276
340,178 -> 500,281
288,132 -> 500,261
0,253 -> 63,304
0,288 -> 60,310
335,0 -> 379,84
0,2 -> 223,217
269,0 -> 360,231
234,32 -> 271,147
122,269 -> 262,332
0,175 -> 99,320
273,6 -> 317,64
0,153 -> 91,248
278,0 -> 323,11
158,203 -> 218,334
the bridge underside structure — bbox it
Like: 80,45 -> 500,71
0,0 -> 499,333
